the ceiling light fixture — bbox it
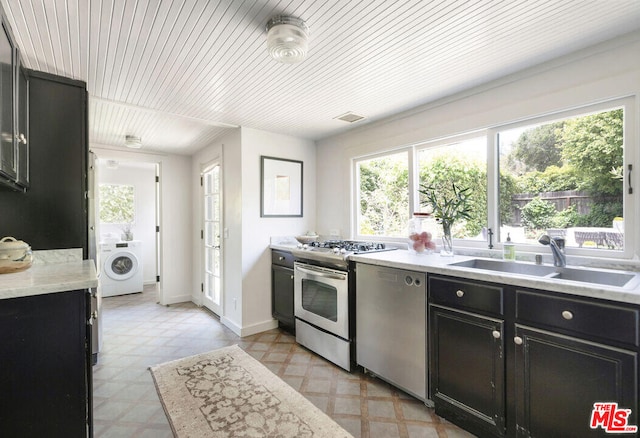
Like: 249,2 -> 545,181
124,135 -> 142,149
266,15 -> 309,64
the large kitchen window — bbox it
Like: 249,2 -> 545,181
497,106 -> 625,251
353,97 -> 635,258
417,135 -> 488,241
356,151 -> 409,237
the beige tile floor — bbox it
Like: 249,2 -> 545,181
92,286 -> 474,437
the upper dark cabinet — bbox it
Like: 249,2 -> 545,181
0,9 -> 28,191
0,17 -> 15,183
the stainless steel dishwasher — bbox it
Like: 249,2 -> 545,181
355,263 -> 427,401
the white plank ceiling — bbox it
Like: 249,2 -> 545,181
2,0 -> 639,155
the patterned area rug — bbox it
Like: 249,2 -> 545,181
149,344 -> 353,438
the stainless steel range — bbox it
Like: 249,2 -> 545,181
291,240 -> 394,371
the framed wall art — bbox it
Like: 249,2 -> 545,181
260,156 -> 303,217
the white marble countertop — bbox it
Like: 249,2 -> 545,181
269,235 -> 640,305
0,259 -> 98,300
271,243 -> 299,252
349,250 -> 640,306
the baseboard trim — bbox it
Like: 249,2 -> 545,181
160,293 -> 192,306
220,317 -> 278,337
220,316 -> 242,336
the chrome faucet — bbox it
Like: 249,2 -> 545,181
538,234 -> 566,267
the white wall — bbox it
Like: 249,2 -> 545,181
97,160 -> 157,284
240,127 -> 316,335
92,146 -> 193,305
191,127 -> 316,336
316,31 -> 640,260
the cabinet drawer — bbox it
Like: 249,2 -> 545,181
429,276 -> 503,316
272,250 -> 294,268
516,290 -> 639,346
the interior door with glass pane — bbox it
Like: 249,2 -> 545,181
202,163 -> 222,315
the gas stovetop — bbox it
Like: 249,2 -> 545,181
291,239 -> 395,267
308,240 -> 388,253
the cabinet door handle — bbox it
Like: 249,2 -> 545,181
290,275 -> 294,280
456,290 -> 464,297
514,336 -> 523,345
492,330 -> 501,339
562,310 -> 573,320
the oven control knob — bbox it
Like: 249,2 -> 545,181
302,244 -> 309,250
340,248 -> 347,254
333,247 -> 340,254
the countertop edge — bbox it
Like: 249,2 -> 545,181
349,251 -> 640,306
0,260 -> 98,300
269,244 -> 640,306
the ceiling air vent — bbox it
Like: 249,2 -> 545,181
334,112 -> 365,123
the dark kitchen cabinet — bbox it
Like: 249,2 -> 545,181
429,276 -> 506,437
429,275 -> 640,438
271,249 -> 295,332
0,289 -> 92,437
514,290 -> 638,438
0,13 -> 15,183
0,70 -> 88,257
0,7 -> 28,190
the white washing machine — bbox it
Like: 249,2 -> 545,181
100,240 -> 144,297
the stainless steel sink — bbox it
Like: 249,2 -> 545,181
449,258 -> 638,288
545,268 -> 636,287
449,258 -> 556,276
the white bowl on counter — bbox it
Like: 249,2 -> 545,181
295,235 -> 319,244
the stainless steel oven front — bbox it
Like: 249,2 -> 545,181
294,262 -> 349,338
293,261 -> 352,370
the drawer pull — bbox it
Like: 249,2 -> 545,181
456,290 -> 464,298
279,256 -> 285,261
492,330 -> 501,339
514,336 -> 523,345
562,310 -> 574,320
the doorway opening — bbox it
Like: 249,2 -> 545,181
94,157 -> 161,301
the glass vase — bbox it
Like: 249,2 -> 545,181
440,223 -> 454,257
408,213 -> 436,255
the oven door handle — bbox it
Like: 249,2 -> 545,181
295,265 -> 347,281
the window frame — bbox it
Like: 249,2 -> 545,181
99,182 -> 136,225
352,147 -> 412,241
352,96 -> 637,260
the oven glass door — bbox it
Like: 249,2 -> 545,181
294,262 -> 349,339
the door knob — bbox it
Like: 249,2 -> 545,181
492,330 -> 501,339
514,336 -> 523,345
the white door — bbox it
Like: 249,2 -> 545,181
202,162 -> 223,315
